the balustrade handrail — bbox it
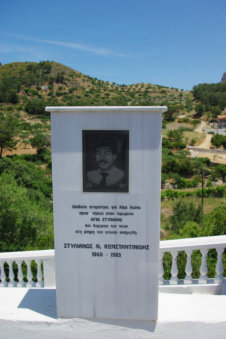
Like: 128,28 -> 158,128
0,249 -> 55,260
160,235 -> 226,251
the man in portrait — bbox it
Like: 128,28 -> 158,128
83,131 -> 129,192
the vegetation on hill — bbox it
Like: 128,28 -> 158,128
0,157 -> 53,252
0,113 -> 19,158
193,82 -> 226,118
0,61 -> 192,112
0,61 -> 225,257
211,134 -> 226,150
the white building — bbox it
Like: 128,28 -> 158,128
218,115 -> 226,129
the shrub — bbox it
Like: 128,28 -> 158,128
0,174 -> 53,252
0,157 -> 52,198
30,133 -> 51,154
179,221 -> 202,238
6,89 -> 19,104
25,98 -> 46,115
170,201 -> 203,233
211,134 -> 226,149
202,205 -> 226,236
0,113 -> 19,158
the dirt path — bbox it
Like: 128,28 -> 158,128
188,149 -> 226,164
195,120 -> 207,133
197,133 -> 212,149
195,121 -> 212,149
189,120 -> 226,164
2,144 -> 36,157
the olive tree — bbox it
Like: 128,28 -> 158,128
0,113 -> 19,158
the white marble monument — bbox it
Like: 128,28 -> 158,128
47,106 -> 167,320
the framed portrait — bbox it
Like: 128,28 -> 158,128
83,130 -> 129,192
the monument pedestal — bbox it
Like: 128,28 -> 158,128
47,106 -> 167,320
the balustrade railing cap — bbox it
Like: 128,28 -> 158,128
45,106 -> 168,114
160,235 -> 226,250
0,249 -> 55,260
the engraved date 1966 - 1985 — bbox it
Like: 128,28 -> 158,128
92,252 -> 121,258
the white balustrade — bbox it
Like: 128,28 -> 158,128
170,250 -> 179,284
8,260 -> 15,287
25,259 -> 33,287
215,248 -> 224,283
17,260 -> 24,287
36,259 -> 43,288
0,261 -> 7,287
159,251 -> 164,285
0,250 -> 55,288
184,249 -> 193,284
199,248 -> 208,283
159,235 -> 226,287
0,236 -> 225,290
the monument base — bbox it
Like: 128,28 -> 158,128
0,288 -> 226,339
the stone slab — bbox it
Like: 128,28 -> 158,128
0,288 -> 226,339
49,107 -> 165,320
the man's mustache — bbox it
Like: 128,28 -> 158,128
98,160 -> 108,164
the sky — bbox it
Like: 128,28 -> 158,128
0,0 -> 226,90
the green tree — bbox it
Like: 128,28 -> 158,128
6,89 -> 19,104
39,61 -> 52,74
170,201 -> 203,233
167,129 -> 184,143
214,164 -> 226,182
202,205 -> 226,236
211,134 -> 226,150
0,113 -> 19,158
30,133 -> 50,154
179,221 -> 202,238
55,72 -> 65,84
0,174 -> 53,252
163,105 -> 177,121
0,76 -> 20,103
25,98 -> 45,115
162,129 -> 186,150
185,98 -> 193,112
0,157 -> 52,198
195,103 -> 205,116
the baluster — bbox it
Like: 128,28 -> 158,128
36,260 -> 43,287
215,248 -> 224,283
0,261 -> 2,287
8,261 -> 15,287
185,249 -> 193,284
199,248 -> 208,283
0,261 -> 7,287
17,260 -> 24,287
159,251 -> 164,285
25,260 -> 33,287
170,250 -> 178,284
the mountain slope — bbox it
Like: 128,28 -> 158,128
0,61 -> 192,109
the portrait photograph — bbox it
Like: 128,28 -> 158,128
83,130 -> 129,192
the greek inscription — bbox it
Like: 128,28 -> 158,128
69,202 -> 144,258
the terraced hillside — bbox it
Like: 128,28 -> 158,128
0,61 -> 192,109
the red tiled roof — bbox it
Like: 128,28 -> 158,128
218,115 -> 226,120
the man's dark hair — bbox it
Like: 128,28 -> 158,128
95,137 -> 117,154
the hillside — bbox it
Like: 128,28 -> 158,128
0,60 -> 195,157
0,61 -> 225,252
0,61 -> 192,108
